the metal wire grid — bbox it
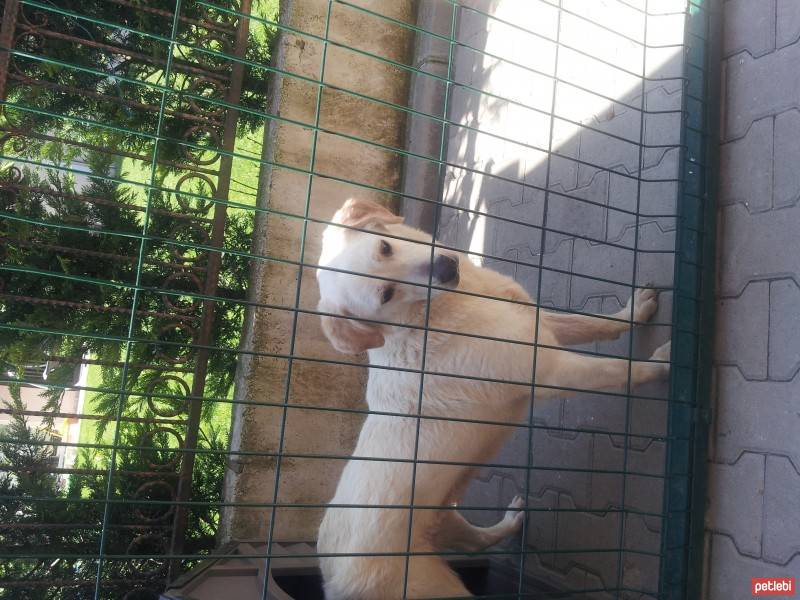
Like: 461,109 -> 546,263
0,0 -> 719,598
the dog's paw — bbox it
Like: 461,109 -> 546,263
651,340 -> 671,362
504,495 -> 526,532
650,340 -> 671,379
628,287 -> 658,323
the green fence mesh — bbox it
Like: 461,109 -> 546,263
0,1 -> 719,598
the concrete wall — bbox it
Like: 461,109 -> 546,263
219,0 -> 415,544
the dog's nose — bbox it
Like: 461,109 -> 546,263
432,254 -> 459,285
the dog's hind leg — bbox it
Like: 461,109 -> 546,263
543,287 -> 659,347
406,556 -> 472,599
435,496 -> 525,552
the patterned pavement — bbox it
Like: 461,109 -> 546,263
704,0 -> 800,596
431,1 -> 681,596
402,1 -> 799,596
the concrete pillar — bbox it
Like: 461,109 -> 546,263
219,0 -> 415,544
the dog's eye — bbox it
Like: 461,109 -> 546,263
381,286 -> 395,304
380,240 -> 392,256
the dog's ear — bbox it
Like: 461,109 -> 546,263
318,301 -> 385,354
333,198 -> 403,231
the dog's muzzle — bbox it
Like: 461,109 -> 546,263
432,254 -> 459,286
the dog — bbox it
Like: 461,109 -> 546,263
315,198 -> 670,599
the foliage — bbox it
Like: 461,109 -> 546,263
6,0 -> 273,165
0,0 -> 278,597
0,397 -> 230,600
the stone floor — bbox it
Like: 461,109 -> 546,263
704,0 -> 800,597
405,1 -> 684,596
403,0 -> 800,597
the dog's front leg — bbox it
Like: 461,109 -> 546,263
434,497 -> 525,552
535,341 -> 670,396
542,288 -> 660,347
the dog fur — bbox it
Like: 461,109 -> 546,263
315,198 -> 670,599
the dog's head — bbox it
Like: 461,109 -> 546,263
316,198 -> 460,354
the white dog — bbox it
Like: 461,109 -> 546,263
315,198 -> 670,599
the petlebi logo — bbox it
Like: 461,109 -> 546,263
752,578 -> 795,597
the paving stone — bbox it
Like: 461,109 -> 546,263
576,130 -> 639,190
546,172 -> 609,249
458,0 -> 560,44
446,126 -> 511,179
563,0 -> 645,43
719,116 -> 773,212
571,220 -> 676,310
724,42 -> 800,140
623,511 -> 661,555
606,165 -> 679,247
768,279 -> 800,380
480,10 -> 557,77
773,109 -> 800,208
646,11 -> 686,47
493,426 -> 533,470
777,0 -> 800,48
723,0 -> 776,58
706,1 -> 800,596
483,58 -> 555,115
607,173 -> 640,241
715,367 -> 800,469
531,238 -> 574,308
706,534 -> 800,600
481,197 -> 545,262
593,433 -> 667,480
642,147 -> 680,185
524,495 -> 583,592
529,431 -> 593,509
557,495 -> 621,550
627,404 -> 668,455
560,11 -> 643,75
646,43 -> 685,81
644,81 -> 684,113
525,488 -> 559,554
503,103 -> 553,151
588,471 -> 625,513
763,455 -> 800,564
626,475 -> 665,516
532,392 -> 565,435
706,453 -> 765,557
717,202 -> 800,297
559,45 -> 642,110
570,236 -> 635,308
646,1 -> 685,16
644,104 -> 682,150
552,498 -> 620,584
622,551 -> 661,597
714,281 -> 769,380
563,394 -> 627,443
592,436 -> 668,516
418,2 -> 688,594
547,122 -> 582,192
555,84 -> 637,142
637,176 -> 678,219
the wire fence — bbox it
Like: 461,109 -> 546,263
0,0 -> 719,598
